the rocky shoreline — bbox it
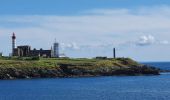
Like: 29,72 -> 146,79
0,57 -> 160,80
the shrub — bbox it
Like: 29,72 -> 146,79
31,57 -> 40,60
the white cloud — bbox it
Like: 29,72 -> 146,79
0,6 -> 170,59
1,6 -> 170,38
160,40 -> 169,45
135,34 -> 169,46
83,9 -> 130,15
61,42 -> 80,50
137,35 -> 155,46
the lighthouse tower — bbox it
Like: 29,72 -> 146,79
53,39 -> 59,58
12,32 -> 16,56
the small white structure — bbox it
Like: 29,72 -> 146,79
59,53 -> 68,58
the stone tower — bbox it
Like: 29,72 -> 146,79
53,41 -> 59,58
113,48 -> 116,59
12,32 -> 16,56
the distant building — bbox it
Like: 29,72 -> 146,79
11,33 -> 59,58
53,42 -> 59,58
13,46 -> 52,57
13,45 -> 31,57
96,56 -> 107,59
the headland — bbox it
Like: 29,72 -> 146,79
0,57 -> 160,80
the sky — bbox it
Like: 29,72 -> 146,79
0,0 -> 170,61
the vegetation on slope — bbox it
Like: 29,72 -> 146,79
0,57 -> 160,79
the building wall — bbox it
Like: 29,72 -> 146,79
30,49 -> 52,58
13,46 -> 52,57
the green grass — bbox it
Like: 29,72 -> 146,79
0,57 -> 141,69
0,57 -> 159,79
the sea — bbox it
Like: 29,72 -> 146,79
0,62 -> 170,100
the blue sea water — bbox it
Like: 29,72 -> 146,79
0,62 -> 170,100
143,62 -> 170,70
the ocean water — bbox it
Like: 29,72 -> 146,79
0,62 -> 170,100
143,62 -> 170,70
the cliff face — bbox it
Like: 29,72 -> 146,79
0,57 -> 160,79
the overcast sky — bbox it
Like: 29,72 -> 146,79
0,0 -> 170,61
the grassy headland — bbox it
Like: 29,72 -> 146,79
0,57 -> 160,79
